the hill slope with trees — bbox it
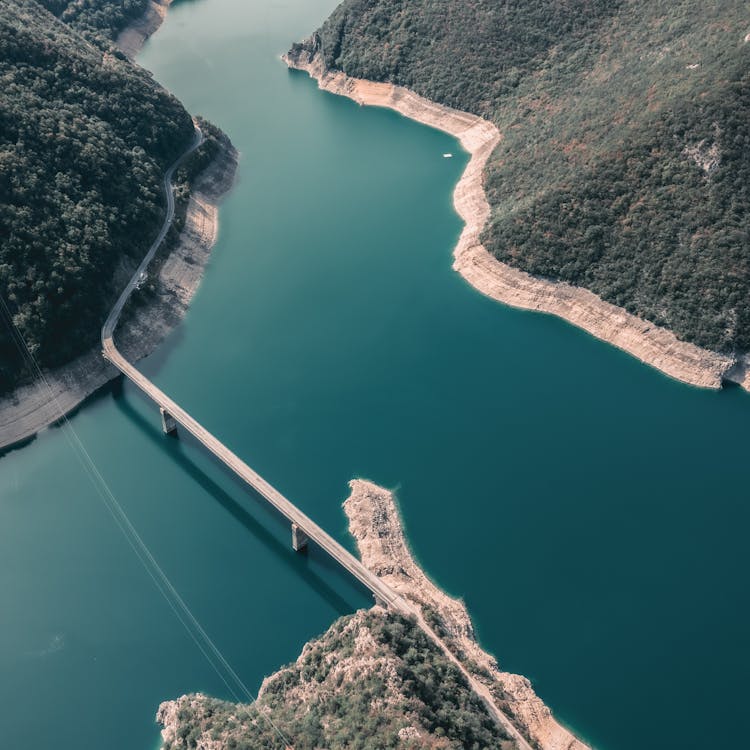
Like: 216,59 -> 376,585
0,0 -> 195,391
158,610 -> 514,750
292,0 -> 750,354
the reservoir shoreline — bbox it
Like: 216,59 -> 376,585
0,5 -> 237,452
283,48 -> 743,393
158,480 -> 591,750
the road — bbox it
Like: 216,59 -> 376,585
101,125 -> 535,750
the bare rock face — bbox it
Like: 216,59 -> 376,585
344,479 -> 590,750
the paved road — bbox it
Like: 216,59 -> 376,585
101,125 -> 535,750
102,127 -> 203,341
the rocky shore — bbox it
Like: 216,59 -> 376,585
0,127 -> 238,453
284,46 -> 742,391
156,479 -> 590,750
116,0 -> 172,60
0,3 -> 238,453
344,479 -> 590,750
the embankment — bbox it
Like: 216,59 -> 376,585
116,0 -> 171,59
284,47 -> 741,392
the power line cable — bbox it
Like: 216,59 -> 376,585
0,278 -> 293,748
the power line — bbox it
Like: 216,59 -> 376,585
0,276 -> 292,747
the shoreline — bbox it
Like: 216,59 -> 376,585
0,138 -> 238,453
284,49 -> 743,392
344,479 -> 591,750
0,2 -> 238,453
116,0 -> 172,60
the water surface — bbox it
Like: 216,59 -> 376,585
1,1 -> 749,748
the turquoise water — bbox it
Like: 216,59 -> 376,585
2,0 -> 749,748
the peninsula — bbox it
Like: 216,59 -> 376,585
0,0 -> 237,450
158,480 -> 589,750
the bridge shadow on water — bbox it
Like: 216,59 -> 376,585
112,384 -> 367,617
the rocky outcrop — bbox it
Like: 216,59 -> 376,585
344,479 -> 590,750
284,45 -> 739,391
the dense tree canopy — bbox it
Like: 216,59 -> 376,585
161,611 -> 510,750
39,0 -> 149,41
0,0 -> 194,390
297,0 -> 750,353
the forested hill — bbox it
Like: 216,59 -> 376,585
39,0 -> 149,41
0,0 -> 194,391
294,1 -> 750,354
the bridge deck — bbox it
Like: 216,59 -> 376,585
102,337 -> 400,609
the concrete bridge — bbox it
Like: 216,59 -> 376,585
101,126 -> 400,611
101,126 -> 534,749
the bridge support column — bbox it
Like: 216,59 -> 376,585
291,523 -> 308,552
374,594 -> 389,610
160,407 -> 177,435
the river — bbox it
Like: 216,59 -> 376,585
1,0 -> 749,748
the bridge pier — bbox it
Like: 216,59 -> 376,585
160,407 -> 177,435
374,594 -> 389,610
291,523 -> 308,552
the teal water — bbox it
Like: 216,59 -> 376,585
2,0 -> 749,748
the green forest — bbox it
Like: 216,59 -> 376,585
162,611 -> 511,750
294,0 -> 750,354
39,0 -> 149,41
0,0 -> 195,391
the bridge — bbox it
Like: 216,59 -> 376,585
102,126 -> 402,611
101,125 -> 535,749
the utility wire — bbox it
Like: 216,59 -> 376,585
0,286 -> 293,749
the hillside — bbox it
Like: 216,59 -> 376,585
158,609 -> 514,750
290,0 -> 750,355
39,0 -> 149,41
0,0 -> 195,391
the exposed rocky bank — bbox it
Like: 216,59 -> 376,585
0,4 -> 238,453
116,0 -> 172,59
0,129 -> 238,452
157,479 -> 590,750
284,43 -> 745,392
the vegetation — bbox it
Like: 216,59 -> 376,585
160,610 -> 512,750
0,0 -> 196,391
38,0 -> 149,41
294,0 -> 750,353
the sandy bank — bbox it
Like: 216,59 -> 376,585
344,478 -> 591,750
116,0 -> 171,60
0,137 -> 238,453
284,49 -> 740,391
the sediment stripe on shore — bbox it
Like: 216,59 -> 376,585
284,49 -> 742,392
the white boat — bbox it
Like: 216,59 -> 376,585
443,153 -> 453,158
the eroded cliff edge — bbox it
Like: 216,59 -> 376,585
157,479 -> 589,750
283,43 -> 746,392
